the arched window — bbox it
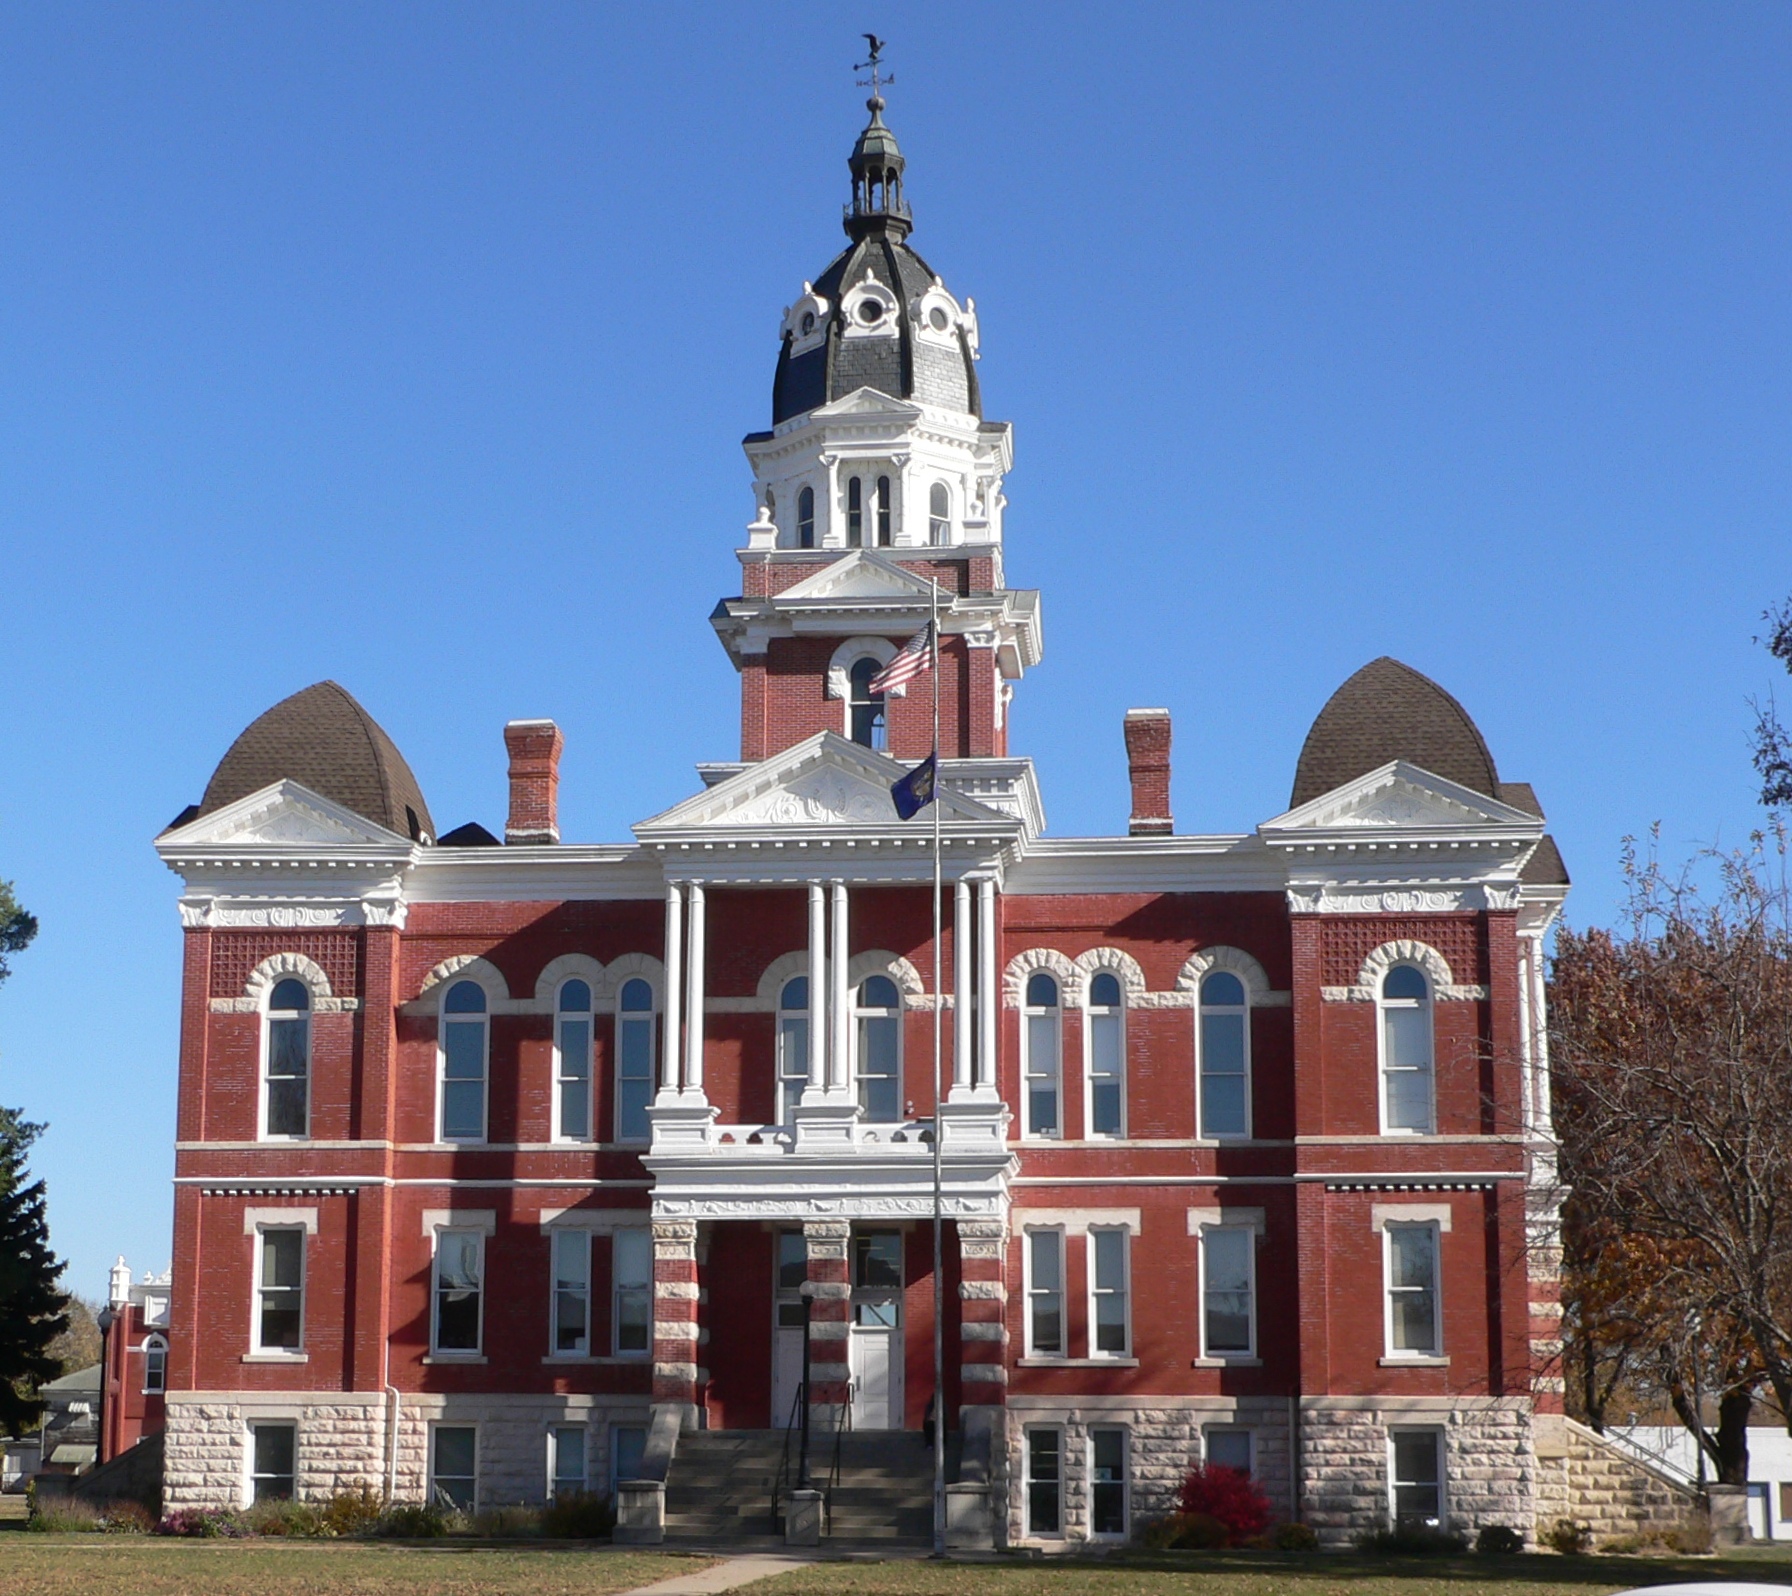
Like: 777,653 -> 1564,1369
616,978 -> 657,1143
847,476 -> 864,546
929,482 -> 951,545
440,981 -> 488,1141
797,485 -> 815,549
1198,971 -> 1250,1138
848,656 -> 887,749
1379,965 -> 1434,1133
875,475 -> 892,545
141,1334 -> 167,1395
1023,973 -> 1061,1137
765,487 -> 776,519
1086,972 -> 1125,1137
555,979 -> 594,1142
854,974 -> 901,1122
777,976 -> 809,1124
263,977 -> 311,1139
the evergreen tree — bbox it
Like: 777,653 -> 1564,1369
0,1109 -> 68,1435
0,879 -> 36,988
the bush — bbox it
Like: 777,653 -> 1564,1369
319,1485 -> 386,1538
1355,1521 -> 1470,1556
98,1500 -> 156,1534
472,1504 -> 542,1538
156,1507 -> 250,1538
1175,1463 -> 1272,1546
1476,1524 -> 1524,1555
1666,1510 -> 1713,1555
1542,1517 -> 1591,1555
242,1498 -> 327,1537
1136,1510 -> 1227,1550
375,1500 -> 452,1539
1273,1521 -> 1319,1551
540,1491 -> 615,1539
26,1496 -> 107,1533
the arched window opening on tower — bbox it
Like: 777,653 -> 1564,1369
1086,971 -> 1125,1137
777,975 -> 809,1124
142,1333 -> 168,1395
554,979 -> 594,1142
848,656 -> 886,749
1023,973 -> 1061,1138
854,975 -> 902,1122
263,977 -> 311,1140
929,482 -> 951,545
616,978 -> 657,1143
797,485 -> 815,549
847,477 -> 863,546
876,476 -> 892,546
439,981 -> 489,1142
1198,971 -> 1250,1139
1379,965 -> 1435,1134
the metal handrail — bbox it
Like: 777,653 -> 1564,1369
770,1382 -> 805,1531
823,1384 -> 853,1534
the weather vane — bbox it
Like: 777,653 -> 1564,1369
855,34 -> 892,101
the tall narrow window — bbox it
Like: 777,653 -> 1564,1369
430,1426 -> 477,1510
797,484 -> 815,548
1090,1228 -> 1130,1356
929,482 -> 951,545
1026,1229 -> 1064,1355
1086,972 -> 1124,1137
550,1425 -> 587,1501
250,1422 -> 296,1502
1198,971 -> 1249,1138
439,981 -> 488,1142
433,1229 -> 484,1353
1200,1226 -> 1255,1357
1023,973 -> 1061,1137
777,976 -> 809,1124
555,979 -> 593,1142
264,978 -> 310,1138
855,975 -> 901,1121
847,656 -> 886,748
613,1228 -> 651,1357
255,1228 -> 304,1353
552,1229 -> 591,1355
875,475 -> 892,545
615,979 -> 656,1143
1389,1429 -> 1445,1527
1026,1428 -> 1063,1538
142,1334 -> 167,1394
610,1425 -> 648,1492
1090,1428 -> 1129,1538
1385,1222 -> 1441,1356
1380,965 -> 1435,1133
847,476 -> 863,546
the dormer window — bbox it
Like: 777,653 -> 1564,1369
848,657 -> 887,749
797,485 -> 815,549
847,477 -> 864,547
800,311 -> 816,335
929,483 -> 951,545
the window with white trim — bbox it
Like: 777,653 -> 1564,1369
433,1229 -> 484,1353
615,978 -> 657,1143
1384,1221 -> 1441,1356
928,481 -> 951,545
254,1227 -> 304,1353
1025,1229 -> 1064,1356
854,975 -> 902,1121
777,976 -> 810,1125
439,980 -> 488,1142
1199,1225 -> 1255,1358
797,484 -> 815,549
263,978 -> 311,1139
847,657 -> 887,749
875,474 -> 893,546
1198,971 -> 1249,1138
1022,973 -> 1061,1138
610,1423 -> 648,1491
554,979 -> 594,1141
1089,1227 -> 1130,1356
551,1229 -> 591,1356
1389,1427 -> 1445,1527
549,1425 -> 586,1501
1205,1427 -> 1253,1476
142,1333 -> 167,1394
1086,972 -> 1125,1137
612,1228 -> 651,1357
1379,964 -> 1435,1134
1025,1426 -> 1063,1538
1089,1427 -> 1129,1538
430,1424 -> 477,1510
249,1421 -> 295,1502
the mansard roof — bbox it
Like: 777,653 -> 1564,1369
196,681 -> 435,843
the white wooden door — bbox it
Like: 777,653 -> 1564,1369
772,1319 -> 805,1428
850,1301 -> 902,1430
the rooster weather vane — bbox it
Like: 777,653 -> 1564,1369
855,34 -> 892,100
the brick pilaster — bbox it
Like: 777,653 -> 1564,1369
651,1218 -> 700,1408
957,1219 -> 1008,1413
802,1219 -> 851,1423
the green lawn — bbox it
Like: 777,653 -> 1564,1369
0,1541 -> 712,1596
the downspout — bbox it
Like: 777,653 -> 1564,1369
383,1337 -> 399,1502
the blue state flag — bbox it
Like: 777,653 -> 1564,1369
890,752 -> 937,820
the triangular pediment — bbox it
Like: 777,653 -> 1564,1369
1260,761 -> 1541,834
777,550 -> 943,606
811,386 -> 923,421
636,733 -> 1009,835
157,780 -> 411,849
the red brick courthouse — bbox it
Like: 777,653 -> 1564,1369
152,96 -> 1576,1547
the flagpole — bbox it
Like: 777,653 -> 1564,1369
929,579 -> 946,1557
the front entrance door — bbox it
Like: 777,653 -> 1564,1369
849,1230 -> 904,1430
771,1231 -> 806,1428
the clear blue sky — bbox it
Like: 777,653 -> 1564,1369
1,3 -> 1788,1300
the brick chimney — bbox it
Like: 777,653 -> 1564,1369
504,720 -> 564,845
1124,709 -> 1173,835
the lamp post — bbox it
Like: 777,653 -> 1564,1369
798,1281 -> 816,1490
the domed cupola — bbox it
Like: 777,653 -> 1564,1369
771,90 -> 981,426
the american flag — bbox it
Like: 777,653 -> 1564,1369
867,622 -> 934,696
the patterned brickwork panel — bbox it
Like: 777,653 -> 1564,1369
210,932 -> 363,999
1320,916 -> 1487,989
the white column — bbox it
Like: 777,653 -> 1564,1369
806,882 -> 827,1095
977,877 -> 997,1092
830,880 -> 850,1096
661,883 -> 683,1099
683,883 -> 707,1099
952,878 -> 973,1096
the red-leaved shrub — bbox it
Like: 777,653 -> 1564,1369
1176,1465 -> 1271,1546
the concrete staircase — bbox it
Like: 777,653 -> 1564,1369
662,1428 -> 938,1548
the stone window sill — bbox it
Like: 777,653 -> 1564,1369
422,1353 -> 487,1365
541,1355 -> 646,1366
1016,1356 -> 1139,1368
1191,1356 -> 1261,1368
1379,1354 -> 1450,1367
241,1352 -> 307,1364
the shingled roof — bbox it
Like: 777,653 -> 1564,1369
197,681 -> 435,842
